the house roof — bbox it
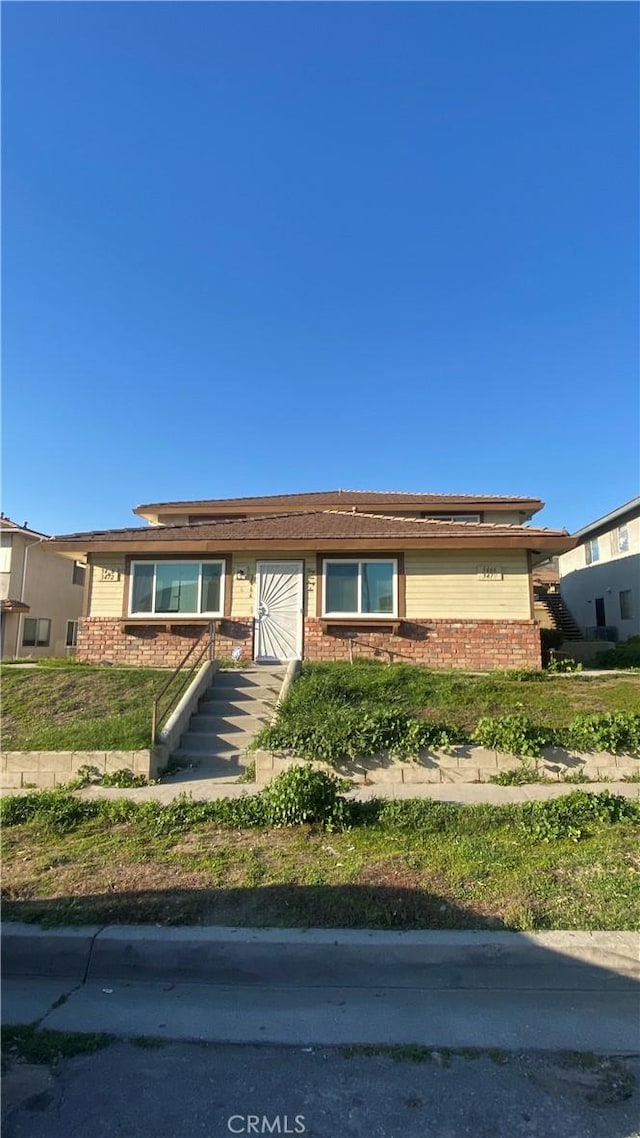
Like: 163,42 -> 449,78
569,496 -> 640,542
47,509 -> 574,555
0,598 -> 31,613
0,516 -> 49,539
133,489 -> 544,520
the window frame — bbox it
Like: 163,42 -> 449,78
22,617 -> 51,648
65,619 -> 78,647
321,557 -> 399,619
585,537 -> 600,565
128,559 -> 226,618
619,590 -> 633,621
610,526 -> 629,556
421,513 -> 481,523
72,560 -> 87,587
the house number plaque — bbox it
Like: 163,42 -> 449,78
477,566 -> 503,581
100,566 -> 121,582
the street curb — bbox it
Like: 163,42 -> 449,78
1,924 -> 103,981
3,924 -> 639,986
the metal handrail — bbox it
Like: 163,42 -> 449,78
151,621 -> 216,744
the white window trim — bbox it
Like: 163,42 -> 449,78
129,559 -> 226,618
322,558 -> 398,618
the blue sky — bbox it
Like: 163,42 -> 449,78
2,2 -> 638,536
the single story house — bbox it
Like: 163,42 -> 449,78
0,516 -> 86,659
46,490 -> 575,671
558,496 -> 640,641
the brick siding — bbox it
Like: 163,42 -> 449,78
303,618 -> 541,670
76,618 -> 255,668
77,616 -> 541,670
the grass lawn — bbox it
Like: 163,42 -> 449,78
2,796 -> 638,931
0,666 -> 178,751
274,662 -> 640,732
2,661 -> 638,754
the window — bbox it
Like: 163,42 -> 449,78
0,534 -> 11,574
66,620 -> 78,647
129,561 -> 224,616
72,561 -> 86,587
323,559 -> 397,617
620,590 -> 633,621
22,618 -> 51,647
421,513 -> 481,523
585,538 -> 600,565
610,526 -> 629,556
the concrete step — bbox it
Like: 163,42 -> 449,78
172,743 -> 250,761
174,757 -> 249,780
178,732 -> 255,753
213,673 -> 284,691
197,697 -> 276,718
187,714 -> 269,734
199,691 -> 278,709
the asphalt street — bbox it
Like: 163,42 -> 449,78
3,1040 -> 639,1138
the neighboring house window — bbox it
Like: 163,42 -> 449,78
23,618 -> 51,647
620,590 -> 633,621
610,526 -> 629,556
584,538 -> 600,565
323,559 -> 397,617
0,534 -> 11,573
66,620 -> 78,647
421,513 -> 481,522
72,561 -> 87,586
129,561 -> 225,616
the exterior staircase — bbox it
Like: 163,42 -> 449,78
535,592 -> 582,641
170,665 -> 287,781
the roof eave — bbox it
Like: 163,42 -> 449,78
46,534 -> 576,556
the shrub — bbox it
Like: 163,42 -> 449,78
566,712 -> 640,755
520,790 -> 640,842
256,704 -> 467,765
0,790 -> 99,833
490,759 -> 546,785
471,714 -> 552,758
100,769 -> 148,788
591,637 -> 640,671
547,656 -> 582,674
260,765 -> 350,830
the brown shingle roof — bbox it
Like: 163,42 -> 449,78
134,489 -> 543,513
48,509 -> 572,551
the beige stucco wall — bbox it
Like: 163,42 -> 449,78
404,550 -> 531,619
85,549 -> 532,622
2,534 -> 85,658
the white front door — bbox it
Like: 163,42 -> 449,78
255,560 -> 303,662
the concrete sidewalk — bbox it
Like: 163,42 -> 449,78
3,924 -> 639,1052
65,778 -> 640,805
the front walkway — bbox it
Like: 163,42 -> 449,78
72,779 -> 640,805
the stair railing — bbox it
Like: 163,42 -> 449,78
151,621 -> 217,744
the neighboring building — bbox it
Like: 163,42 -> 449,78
0,517 -> 87,659
557,497 -> 640,641
46,490 -> 575,672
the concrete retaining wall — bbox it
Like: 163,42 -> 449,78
1,659 -> 219,790
0,749 -> 162,790
254,747 -> 639,786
